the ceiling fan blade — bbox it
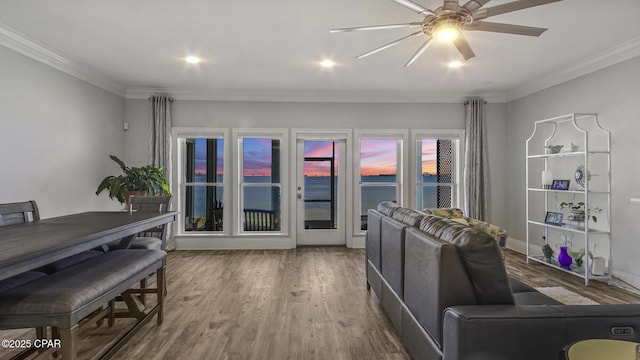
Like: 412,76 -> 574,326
404,37 -> 434,67
453,33 -> 476,60
355,31 -> 424,59
391,0 -> 436,16
468,21 -> 547,36
462,0 -> 491,13
330,23 -> 422,33
473,0 -> 562,20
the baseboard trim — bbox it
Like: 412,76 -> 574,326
611,270 -> 640,295
505,237 -> 528,254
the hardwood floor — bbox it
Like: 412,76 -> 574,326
1,247 -> 639,360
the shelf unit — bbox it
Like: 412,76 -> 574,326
525,113 -> 611,285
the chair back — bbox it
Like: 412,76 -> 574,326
243,209 -> 276,231
129,196 -> 171,240
0,201 -> 40,226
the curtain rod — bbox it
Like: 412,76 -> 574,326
464,100 -> 487,105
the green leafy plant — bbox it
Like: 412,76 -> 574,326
568,248 -> 593,267
560,201 -> 602,222
96,155 -> 171,204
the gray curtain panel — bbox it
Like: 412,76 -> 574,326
464,98 -> 489,221
149,95 -> 175,250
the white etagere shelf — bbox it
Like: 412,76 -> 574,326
525,113 -> 611,285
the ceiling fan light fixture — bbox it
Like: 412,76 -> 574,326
185,56 -> 201,64
320,60 -> 336,68
433,21 -> 461,42
448,60 -> 463,68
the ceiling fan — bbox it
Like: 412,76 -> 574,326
331,0 -> 563,66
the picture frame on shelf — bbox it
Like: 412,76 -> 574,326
551,179 -> 570,190
544,211 -> 564,226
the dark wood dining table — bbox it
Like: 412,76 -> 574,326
0,211 -> 177,281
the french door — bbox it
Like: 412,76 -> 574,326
295,139 -> 346,245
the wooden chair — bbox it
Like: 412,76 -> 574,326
128,195 -> 172,250
124,196 -> 171,307
0,201 -> 47,355
0,200 -> 40,225
243,209 -> 276,231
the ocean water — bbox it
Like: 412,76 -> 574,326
188,175 -> 439,219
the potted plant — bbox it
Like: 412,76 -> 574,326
560,202 -> 601,223
96,155 -> 171,205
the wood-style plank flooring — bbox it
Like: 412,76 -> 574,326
1,247 -> 640,360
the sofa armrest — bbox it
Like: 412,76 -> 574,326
443,304 -> 640,360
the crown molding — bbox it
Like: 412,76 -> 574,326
0,22 -> 125,97
125,87 -> 508,104
507,36 -> 640,102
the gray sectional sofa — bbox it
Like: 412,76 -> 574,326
366,201 -> 640,360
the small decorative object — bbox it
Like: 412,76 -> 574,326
569,248 -> 586,267
541,236 -> 554,262
551,179 -> 570,190
546,145 -> 563,154
557,246 -> 572,268
544,211 -> 564,226
568,142 -> 578,152
591,256 -> 606,275
542,170 -> 553,189
574,164 -> 587,188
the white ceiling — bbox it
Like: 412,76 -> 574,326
1,0 -> 639,102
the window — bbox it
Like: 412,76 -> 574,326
239,137 -> 283,232
413,131 -> 463,211
356,135 -> 404,232
184,138 -> 225,232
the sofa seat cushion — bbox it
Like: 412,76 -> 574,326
391,208 -> 424,227
0,271 -> 47,295
419,216 -> 514,305
514,292 -> 563,305
509,277 -> 537,294
377,201 -> 400,216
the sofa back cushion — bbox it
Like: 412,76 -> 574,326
377,201 -> 400,216
367,209 -> 384,272
391,207 -> 425,227
419,216 -> 514,305
404,227 -> 477,347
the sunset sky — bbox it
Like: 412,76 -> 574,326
194,138 -> 438,178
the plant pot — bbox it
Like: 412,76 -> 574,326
125,190 -> 147,209
557,246 -> 572,268
567,210 -> 585,222
542,244 -> 554,263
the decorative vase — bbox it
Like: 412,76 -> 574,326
558,246 -> 572,268
542,244 -> 554,263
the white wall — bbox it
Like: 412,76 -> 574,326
0,45 -> 125,218
124,98 -> 508,247
505,56 -> 640,281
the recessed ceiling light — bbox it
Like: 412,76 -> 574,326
320,60 -> 336,68
185,56 -> 201,64
448,61 -> 463,68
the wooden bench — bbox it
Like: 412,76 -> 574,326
0,249 -> 166,360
